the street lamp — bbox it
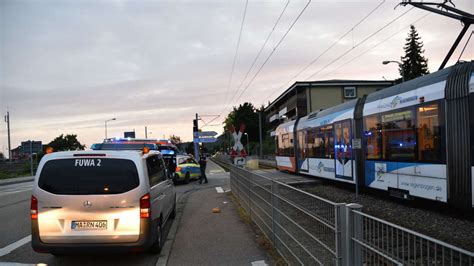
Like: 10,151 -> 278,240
104,118 -> 116,140
382,60 -> 404,82
244,133 -> 249,156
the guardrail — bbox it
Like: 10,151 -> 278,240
227,162 -> 474,266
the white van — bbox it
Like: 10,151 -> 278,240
31,149 -> 176,255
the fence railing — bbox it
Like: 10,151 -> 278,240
227,163 -> 474,266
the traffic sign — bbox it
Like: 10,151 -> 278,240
193,131 -> 218,138
21,141 -> 42,154
193,137 -> 217,143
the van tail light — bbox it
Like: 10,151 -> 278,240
176,166 -> 182,172
140,193 -> 151,218
31,196 -> 38,220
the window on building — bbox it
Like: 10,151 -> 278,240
344,86 -> 357,98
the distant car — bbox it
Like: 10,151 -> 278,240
31,149 -> 176,255
174,155 -> 201,183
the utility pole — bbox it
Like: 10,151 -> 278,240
145,126 -> 148,139
258,111 -> 263,159
193,113 -> 199,159
4,111 -> 11,163
29,141 -> 33,176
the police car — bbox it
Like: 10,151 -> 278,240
173,155 -> 201,184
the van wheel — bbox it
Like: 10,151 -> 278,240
149,219 -> 163,254
185,172 -> 190,184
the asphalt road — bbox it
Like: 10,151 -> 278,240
0,160 -> 233,266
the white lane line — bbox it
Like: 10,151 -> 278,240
251,260 -> 268,266
215,187 -> 224,193
0,263 -> 36,265
0,235 -> 32,257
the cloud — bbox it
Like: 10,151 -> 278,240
1,0 -> 473,151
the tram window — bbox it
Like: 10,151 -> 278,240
364,115 -> 382,159
314,128 -> 324,157
381,109 -> 416,161
322,125 -> 334,159
307,129 -> 316,158
417,103 -> 441,162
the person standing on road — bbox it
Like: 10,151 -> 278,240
199,153 -> 208,184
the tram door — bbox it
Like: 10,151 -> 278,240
298,130 -> 309,172
334,120 -> 353,180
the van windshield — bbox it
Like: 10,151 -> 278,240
38,158 -> 139,195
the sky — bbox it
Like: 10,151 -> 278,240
1,0 -> 473,153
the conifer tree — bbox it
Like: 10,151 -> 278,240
399,25 -> 430,81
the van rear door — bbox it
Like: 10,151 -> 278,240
36,157 -> 143,244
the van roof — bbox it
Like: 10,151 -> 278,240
42,150 -> 161,161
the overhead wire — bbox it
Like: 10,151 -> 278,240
260,0 -> 390,104
318,13 -> 430,80
305,6 -> 415,80
224,0 -> 291,114
222,0 -> 249,115
232,0 -> 312,107
288,0 -> 386,84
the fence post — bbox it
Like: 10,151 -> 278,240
271,181 -> 276,246
248,171 -> 252,219
346,203 -> 363,266
336,204 -> 347,266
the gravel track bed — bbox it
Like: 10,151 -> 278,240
296,182 -> 474,252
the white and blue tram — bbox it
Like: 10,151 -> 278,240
275,61 -> 474,208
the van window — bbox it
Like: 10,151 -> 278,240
147,155 -> 166,186
38,159 -> 139,195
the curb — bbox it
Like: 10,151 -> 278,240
0,176 -> 34,186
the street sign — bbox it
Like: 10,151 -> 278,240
124,131 -> 136,138
352,138 -> 362,149
193,131 -> 218,138
193,137 -> 217,143
21,141 -> 42,154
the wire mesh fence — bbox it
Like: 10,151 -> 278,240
221,158 -> 474,266
230,164 -> 341,265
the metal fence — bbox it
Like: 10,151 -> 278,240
227,163 -> 474,266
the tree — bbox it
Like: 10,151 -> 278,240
48,134 -> 86,151
169,134 -> 182,145
399,25 -> 430,81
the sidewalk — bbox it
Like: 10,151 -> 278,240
167,178 -> 270,266
0,175 -> 34,186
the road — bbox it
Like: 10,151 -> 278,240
0,160 -> 235,266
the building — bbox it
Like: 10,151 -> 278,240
264,79 -> 394,135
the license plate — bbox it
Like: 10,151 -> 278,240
71,220 -> 107,230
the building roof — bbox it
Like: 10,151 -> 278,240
265,79 -> 394,112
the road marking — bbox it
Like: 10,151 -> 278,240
0,263 -> 39,266
215,187 -> 224,193
251,260 -> 268,266
0,235 -> 31,257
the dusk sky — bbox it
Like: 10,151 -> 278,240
1,0 -> 473,153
